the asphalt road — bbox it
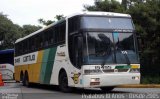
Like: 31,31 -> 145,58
0,82 -> 160,99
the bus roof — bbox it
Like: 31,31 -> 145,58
67,11 -> 131,19
0,49 -> 14,55
15,11 -> 131,43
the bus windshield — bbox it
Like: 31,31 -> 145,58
83,32 -> 139,65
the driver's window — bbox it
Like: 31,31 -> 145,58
69,35 -> 83,68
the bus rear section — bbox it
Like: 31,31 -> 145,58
0,49 -> 14,80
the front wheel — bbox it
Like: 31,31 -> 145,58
59,72 -> 72,93
100,86 -> 114,92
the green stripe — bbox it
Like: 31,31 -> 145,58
40,49 -> 50,83
43,47 -> 57,84
39,47 -> 57,84
115,65 -> 131,69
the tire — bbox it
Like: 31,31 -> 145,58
22,73 -> 30,87
59,72 -> 72,93
20,72 -> 23,83
100,86 -> 114,92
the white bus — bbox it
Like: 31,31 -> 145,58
14,12 -> 140,92
0,49 -> 14,80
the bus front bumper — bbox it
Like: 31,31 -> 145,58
82,73 -> 140,88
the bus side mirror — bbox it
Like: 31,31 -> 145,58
77,37 -> 83,67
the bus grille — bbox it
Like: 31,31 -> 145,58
103,69 -> 129,73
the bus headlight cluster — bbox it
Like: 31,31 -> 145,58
91,78 -> 100,82
129,68 -> 140,73
90,78 -> 100,85
84,69 -> 102,75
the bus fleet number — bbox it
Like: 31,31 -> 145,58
95,66 -> 111,70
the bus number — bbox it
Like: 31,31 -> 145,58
101,65 -> 111,69
95,66 -> 100,70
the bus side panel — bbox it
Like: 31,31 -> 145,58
15,66 -> 21,81
28,64 -> 33,82
15,65 -> 28,81
50,45 -> 75,86
28,50 -> 43,83
35,50 -> 43,83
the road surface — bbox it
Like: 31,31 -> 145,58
0,82 -> 160,99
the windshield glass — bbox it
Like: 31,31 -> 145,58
81,16 -> 134,30
83,32 -> 139,65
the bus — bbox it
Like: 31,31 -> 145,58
0,49 -> 14,80
14,11 -> 140,92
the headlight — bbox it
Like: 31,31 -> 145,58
129,68 -> 140,73
84,69 -> 102,75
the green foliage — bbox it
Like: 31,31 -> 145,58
84,0 -> 125,12
22,25 -> 41,36
127,0 -> 160,68
0,13 -> 65,50
141,75 -> 160,84
0,13 -> 42,50
0,13 -> 22,49
85,0 -> 160,84
38,18 -> 54,26
38,14 -> 65,26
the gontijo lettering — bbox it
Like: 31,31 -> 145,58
23,54 -> 35,62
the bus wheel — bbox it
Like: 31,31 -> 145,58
59,72 -> 72,93
100,86 -> 114,92
20,72 -> 23,83
22,73 -> 29,87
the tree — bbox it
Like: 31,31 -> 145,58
84,0 -> 125,12
38,14 -> 65,26
0,13 -> 22,50
0,13 -> 42,50
38,18 -> 54,26
127,0 -> 160,63
22,25 -> 41,36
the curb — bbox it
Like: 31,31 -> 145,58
117,84 -> 160,88
3,80 -> 16,83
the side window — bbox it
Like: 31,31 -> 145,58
68,16 -> 80,33
19,42 -> 22,54
44,30 -> 49,47
15,43 -> 20,56
59,22 -> 66,42
21,41 -> 25,54
24,40 -> 28,53
69,35 -> 83,68
31,38 -> 35,51
28,38 -> 32,52
35,36 -> 38,50
69,35 -> 75,66
48,29 -> 54,45
38,33 -> 43,49
55,26 -> 59,44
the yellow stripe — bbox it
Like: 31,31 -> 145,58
35,50 -> 43,83
29,50 -> 43,83
131,65 -> 140,69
